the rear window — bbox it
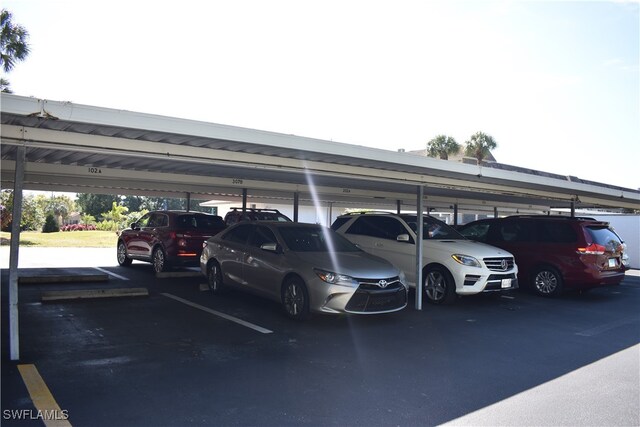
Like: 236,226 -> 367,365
176,214 -> 225,230
586,226 -> 623,250
252,212 -> 291,221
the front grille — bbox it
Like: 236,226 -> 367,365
483,257 -> 515,272
345,282 -> 407,313
354,276 -> 403,291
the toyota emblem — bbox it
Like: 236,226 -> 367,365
377,280 -> 388,288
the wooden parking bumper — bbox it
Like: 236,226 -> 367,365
41,287 -> 149,302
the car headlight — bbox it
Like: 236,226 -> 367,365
398,270 -> 407,284
451,254 -> 481,267
314,269 -> 357,286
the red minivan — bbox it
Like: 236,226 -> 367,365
117,211 -> 226,273
458,216 -> 629,296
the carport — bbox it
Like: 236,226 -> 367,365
2,94 -> 640,360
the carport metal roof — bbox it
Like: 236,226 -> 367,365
2,94 -> 640,361
2,94 -> 639,212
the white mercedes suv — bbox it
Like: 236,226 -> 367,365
331,212 -> 518,304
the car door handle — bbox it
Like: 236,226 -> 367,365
374,242 -> 384,247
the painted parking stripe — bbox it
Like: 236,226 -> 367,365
17,364 -> 72,427
161,293 -> 273,334
93,267 -> 129,281
576,316 -> 640,337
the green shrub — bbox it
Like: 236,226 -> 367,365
42,214 -> 59,233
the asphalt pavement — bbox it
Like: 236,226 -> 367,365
1,246 -> 639,426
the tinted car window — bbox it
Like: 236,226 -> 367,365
279,226 -> 360,252
222,224 -> 253,245
346,216 -> 407,240
496,221 -> 531,242
148,213 -> 168,228
400,215 -> 464,240
175,214 -> 225,230
249,226 -> 278,248
459,222 -> 490,241
330,217 -> 351,230
535,221 -> 577,243
137,214 -> 151,228
586,226 -> 623,250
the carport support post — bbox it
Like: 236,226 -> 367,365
453,204 -> 458,226
571,200 -> 576,217
396,200 -> 401,215
9,145 -> 26,361
186,192 -> 191,212
293,192 -> 299,222
415,185 -> 424,311
494,207 -> 498,218
242,188 -> 247,213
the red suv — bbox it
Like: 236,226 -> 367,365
117,211 -> 226,273
457,216 -> 629,296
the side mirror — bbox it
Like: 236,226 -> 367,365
130,222 -> 139,230
260,242 -> 281,253
397,234 -> 411,243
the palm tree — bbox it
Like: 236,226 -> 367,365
464,131 -> 497,165
1,9 -> 30,92
426,135 -> 461,160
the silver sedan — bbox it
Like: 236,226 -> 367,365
200,222 -> 408,320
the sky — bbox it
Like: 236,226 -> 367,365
3,0 -> 639,190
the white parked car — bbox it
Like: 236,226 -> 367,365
331,212 -> 518,304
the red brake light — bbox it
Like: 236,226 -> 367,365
577,243 -> 606,255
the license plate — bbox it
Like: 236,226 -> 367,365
501,279 -> 512,289
608,258 -> 617,268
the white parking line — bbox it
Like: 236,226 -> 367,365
161,293 -> 273,334
576,316 -> 640,337
93,267 -> 130,281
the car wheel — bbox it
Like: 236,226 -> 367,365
116,241 -> 132,266
424,267 -> 456,305
531,266 -> 563,297
152,247 -> 168,273
207,261 -> 224,294
281,277 -> 310,320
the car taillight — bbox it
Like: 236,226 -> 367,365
168,232 -> 187,246
577,243 -> 606,255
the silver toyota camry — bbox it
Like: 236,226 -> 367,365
200,222 -> 408,320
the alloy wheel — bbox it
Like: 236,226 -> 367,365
153,248 -> 165,273
534,270 -> 558,295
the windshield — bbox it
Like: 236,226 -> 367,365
278,226 -> 361,252
400,215 -> 466,240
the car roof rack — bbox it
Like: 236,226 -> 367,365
341,210 -> 397,216
228,207 -> 283,213
506,214 -> 598,221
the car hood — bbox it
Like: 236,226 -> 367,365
291,251 -> 400,278
425,239 -> 514,258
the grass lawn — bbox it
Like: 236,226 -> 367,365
0,230 -> 118,248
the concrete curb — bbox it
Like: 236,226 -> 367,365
41,287 -> 149,302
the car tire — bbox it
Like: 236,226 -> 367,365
531,266 -> 563,297
281,277 -> 311,320
424,266 -> 457,305
117,241 -> 132,266
207,261 -> 224,294
152,247 -> 169,273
